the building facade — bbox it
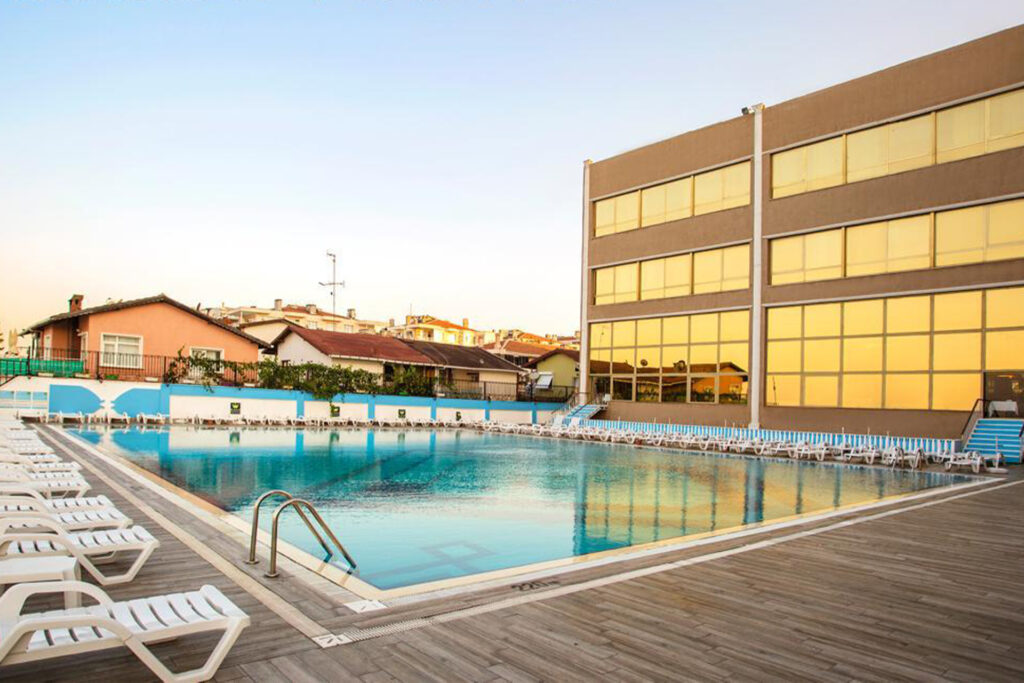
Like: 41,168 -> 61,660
208,299 -> 386,337
580,26 -> 1024,438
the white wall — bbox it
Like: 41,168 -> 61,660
169,395 -> 297,419
275,334 -> 332,365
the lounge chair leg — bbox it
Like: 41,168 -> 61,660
124,619 -> 247,683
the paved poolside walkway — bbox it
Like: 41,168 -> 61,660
3,425 -> 1022,682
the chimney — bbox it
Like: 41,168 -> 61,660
273,298 -> 283,311
462,318 -> 470,329
347,308 -> 356,319
306,304 -> 317,314
388,318 -> 395,327
68,294 -> 84,313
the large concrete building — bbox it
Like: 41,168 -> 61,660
580,26 -> 1024,438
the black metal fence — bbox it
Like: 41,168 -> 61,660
1,347 -> 574,403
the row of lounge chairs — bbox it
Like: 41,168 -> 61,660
32,411 -> 477,430
475,421 -> 999,473
0,418 -> 250,681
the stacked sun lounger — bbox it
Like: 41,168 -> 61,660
0,421 -> 250,681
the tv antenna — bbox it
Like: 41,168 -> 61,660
318,251 -> 345,332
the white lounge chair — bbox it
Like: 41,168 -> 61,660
0,580 -> 249,682
0,496 -> 131,531
0,468 -> 90,499
0,486 -> 115,512
0,519 -> 158,585
944,451 -> 984,473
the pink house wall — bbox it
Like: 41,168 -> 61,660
75,302 -> 260,362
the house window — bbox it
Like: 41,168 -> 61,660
308,321 -> 318,330
190,347 -> 223,362
101,334 -> 143,369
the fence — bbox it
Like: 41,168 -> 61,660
1,348 -> 574,403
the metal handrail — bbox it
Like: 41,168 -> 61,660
959,398 -> 987,446
244,490 -> 354,577
265,498 -> 356,578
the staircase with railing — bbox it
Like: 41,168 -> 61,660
961,399 -> 1023,464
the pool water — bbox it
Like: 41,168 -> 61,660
71,427 -> 969,590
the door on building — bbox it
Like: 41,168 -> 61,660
984,371 -> 1024,416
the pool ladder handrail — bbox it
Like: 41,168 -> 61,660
244,489 -> 357,578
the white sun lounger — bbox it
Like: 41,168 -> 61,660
0,453 -> 81,474
0,486 -> 113,511
0,496 -> 130,531
0,557 -> 82,608
0,469 -> 90,499
0,519 -> 158,585
0,580 -> 249,682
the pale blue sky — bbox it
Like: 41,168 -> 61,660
2,1 -> 1022,340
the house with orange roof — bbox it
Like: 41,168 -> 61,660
383,315 -> 483,347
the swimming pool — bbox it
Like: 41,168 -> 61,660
71,426 -> 970,592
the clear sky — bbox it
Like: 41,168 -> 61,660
2,1 -> 1022,344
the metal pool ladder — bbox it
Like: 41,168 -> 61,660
244,489 -> 357,578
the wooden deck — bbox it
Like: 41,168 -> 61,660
3,426 -> 1023,682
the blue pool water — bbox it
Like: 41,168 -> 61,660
71,427 -> 968,590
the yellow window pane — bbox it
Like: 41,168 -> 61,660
594,199 -> 616,237
594,268 -> 615,305
803,303 -> 841,338
766,374 -> 801,406
987,89 -> 1024,152
772,147 -> 806,198
986,199 -> 1024,261
768,306 -> 802,339
933,291 -> 982,331
804,339 -> 840,372
887,114 -> 934,173
636,346 -> 660,373
662,345 -> 687,373
663,254 -> 691,298
845,221 -> 887,277
986,330 -> 1024,370
843,299 -> 884,336
690,313 -> 719,343
885,335 -> 930,372
636,318 -> 661,347
886,215 -> 931,272
721,245 -> 750,291
611,320 -> 635,348
770,235 -> 805,284
614,192 -> 639,233
718,343 -> 748,373
843,336 -> 883,372
804,375 -> 838,407
767,340 -> 801,373
613,263 -> 638,303
935,205 -> 986,266
986,287 -> 1024,328
663,316 -> 689,344
931,374 -> 979,411
803,229 -> 843,282
611,347 -> 636,372
689,343 -> 717,366
846,125 -> 888,183
664,177 -> 693,222
721,161 -> 751,210
933,332 -> 981,371
640,184 -> 667,228
886,296 -> 930,334
590,323 -> 612,349
719,310 -> 749,342
885,374 -> 930,409
589,348 -> 610,375
639,259 -> 664,301
693,168 -> 723,216
692,249 -> 722,294
805,137 -> 845,191
842,374 -> 882,408
937,99 -> 986,163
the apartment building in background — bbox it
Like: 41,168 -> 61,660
207,299 -> 387,343
580,25 -> 1024,438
